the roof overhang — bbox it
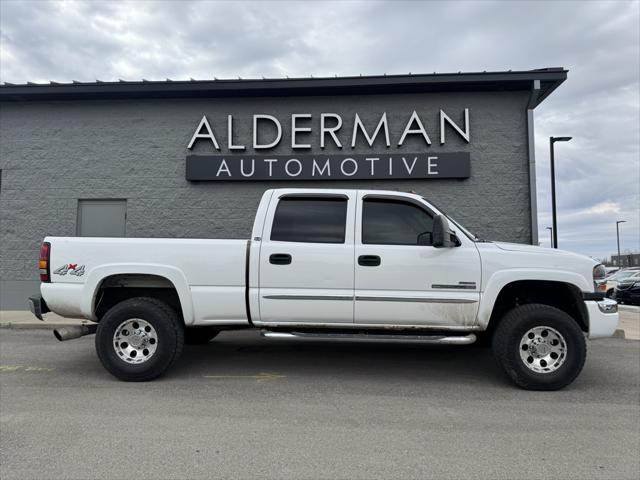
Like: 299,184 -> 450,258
0,68 -> 567,107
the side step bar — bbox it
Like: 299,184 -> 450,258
261,330 -> 477,345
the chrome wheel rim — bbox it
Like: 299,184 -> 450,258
113,319 -> 158,365
519,326 -> 567,373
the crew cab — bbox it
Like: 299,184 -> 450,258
29,188 -> 618,389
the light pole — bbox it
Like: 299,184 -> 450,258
546,227 -> 553,247
616,220 -> 626,267
550,136 -> 572,248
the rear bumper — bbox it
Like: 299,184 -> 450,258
28,294 -> 50,321
585,298 -> 618,339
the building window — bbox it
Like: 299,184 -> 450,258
271,196 -> 347,244
362,198 -> 434,245
77,199 -> 127,237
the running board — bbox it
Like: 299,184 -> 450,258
260,330 -> 477,345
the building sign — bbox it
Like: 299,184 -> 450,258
186,153 -> 470,181
185,109 -> 471,181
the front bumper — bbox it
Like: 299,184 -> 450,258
28,294 -> 50,321
585,298 -> 618,339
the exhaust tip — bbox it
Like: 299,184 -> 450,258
53,324 -> 97,341
53,329 -> 64,341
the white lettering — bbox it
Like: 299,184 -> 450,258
312,158 -> 331,176
227,115 -> 245,150
389,157 -> 393,175
428,156 -> 439,175
264,158 -> 278,177
398,111 -> 431,146
351,113 -> 390,148
320,113 -> 343,148
365,157 -> 379,175
285,158 -> 303,176
216,159 -> 231,176
188,115 -> 220,150
340,158 -> 358,176
253,115 -> 282,149
402,156 -> 418,174
291,114 -> 312,149
240,158 -> 254,177
440,108 -> 470,144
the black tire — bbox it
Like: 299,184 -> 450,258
606,289 -> 614,298
492,304 -> 586,390
184,326 -> 220,345
95,297 -> 184,381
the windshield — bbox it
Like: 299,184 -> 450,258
421,197 -> 480,241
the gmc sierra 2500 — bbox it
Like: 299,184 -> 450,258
29,188 -> 618,389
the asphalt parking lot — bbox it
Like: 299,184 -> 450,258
1,329 -> 639,480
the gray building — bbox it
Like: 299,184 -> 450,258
0,68 -> 567,309
611,253 -> 640,268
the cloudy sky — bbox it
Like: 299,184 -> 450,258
1,0 -> 638,259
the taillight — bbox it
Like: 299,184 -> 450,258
39,242 -> 51,282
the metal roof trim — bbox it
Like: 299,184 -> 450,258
0,68 -> 567,107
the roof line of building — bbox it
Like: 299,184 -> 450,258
0,68 -> 567,106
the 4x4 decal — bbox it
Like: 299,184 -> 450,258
53,264 -> 85,276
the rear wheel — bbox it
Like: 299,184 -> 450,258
492,304 -> 586,390
95,297 -> 184,381
184,326 -> 220,345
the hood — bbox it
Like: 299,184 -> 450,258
493,242 -> 593,261
476,241 -> 599,293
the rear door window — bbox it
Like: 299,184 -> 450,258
271,196 -> 348,243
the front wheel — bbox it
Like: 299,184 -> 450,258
492,304 -> 586,390
95,297 -> 184,381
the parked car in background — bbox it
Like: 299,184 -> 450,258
604,266 -> 620,276
615,277 -> 640,305
600,268 -> 640,298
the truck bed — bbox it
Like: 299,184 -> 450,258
42,236 -> 250,324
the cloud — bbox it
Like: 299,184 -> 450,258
586,202 -> 621,216
1,0 -> 638,258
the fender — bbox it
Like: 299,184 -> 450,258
81,263 -> 195,325
476,268 -> 592,329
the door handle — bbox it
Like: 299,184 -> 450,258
358,255 -> 381,267
269,253 -> 292,265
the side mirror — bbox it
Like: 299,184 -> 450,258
432,215 -> 456,248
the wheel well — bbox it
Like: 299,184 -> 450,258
488,280 -> 588,334
94,274 -> 183,322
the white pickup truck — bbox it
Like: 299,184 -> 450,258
29,188 -> 618,390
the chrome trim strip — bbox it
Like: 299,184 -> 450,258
355,296 -> 477,304
262,295 -> 353,301
263,295 -> 477,304
432,284 -> 476,290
